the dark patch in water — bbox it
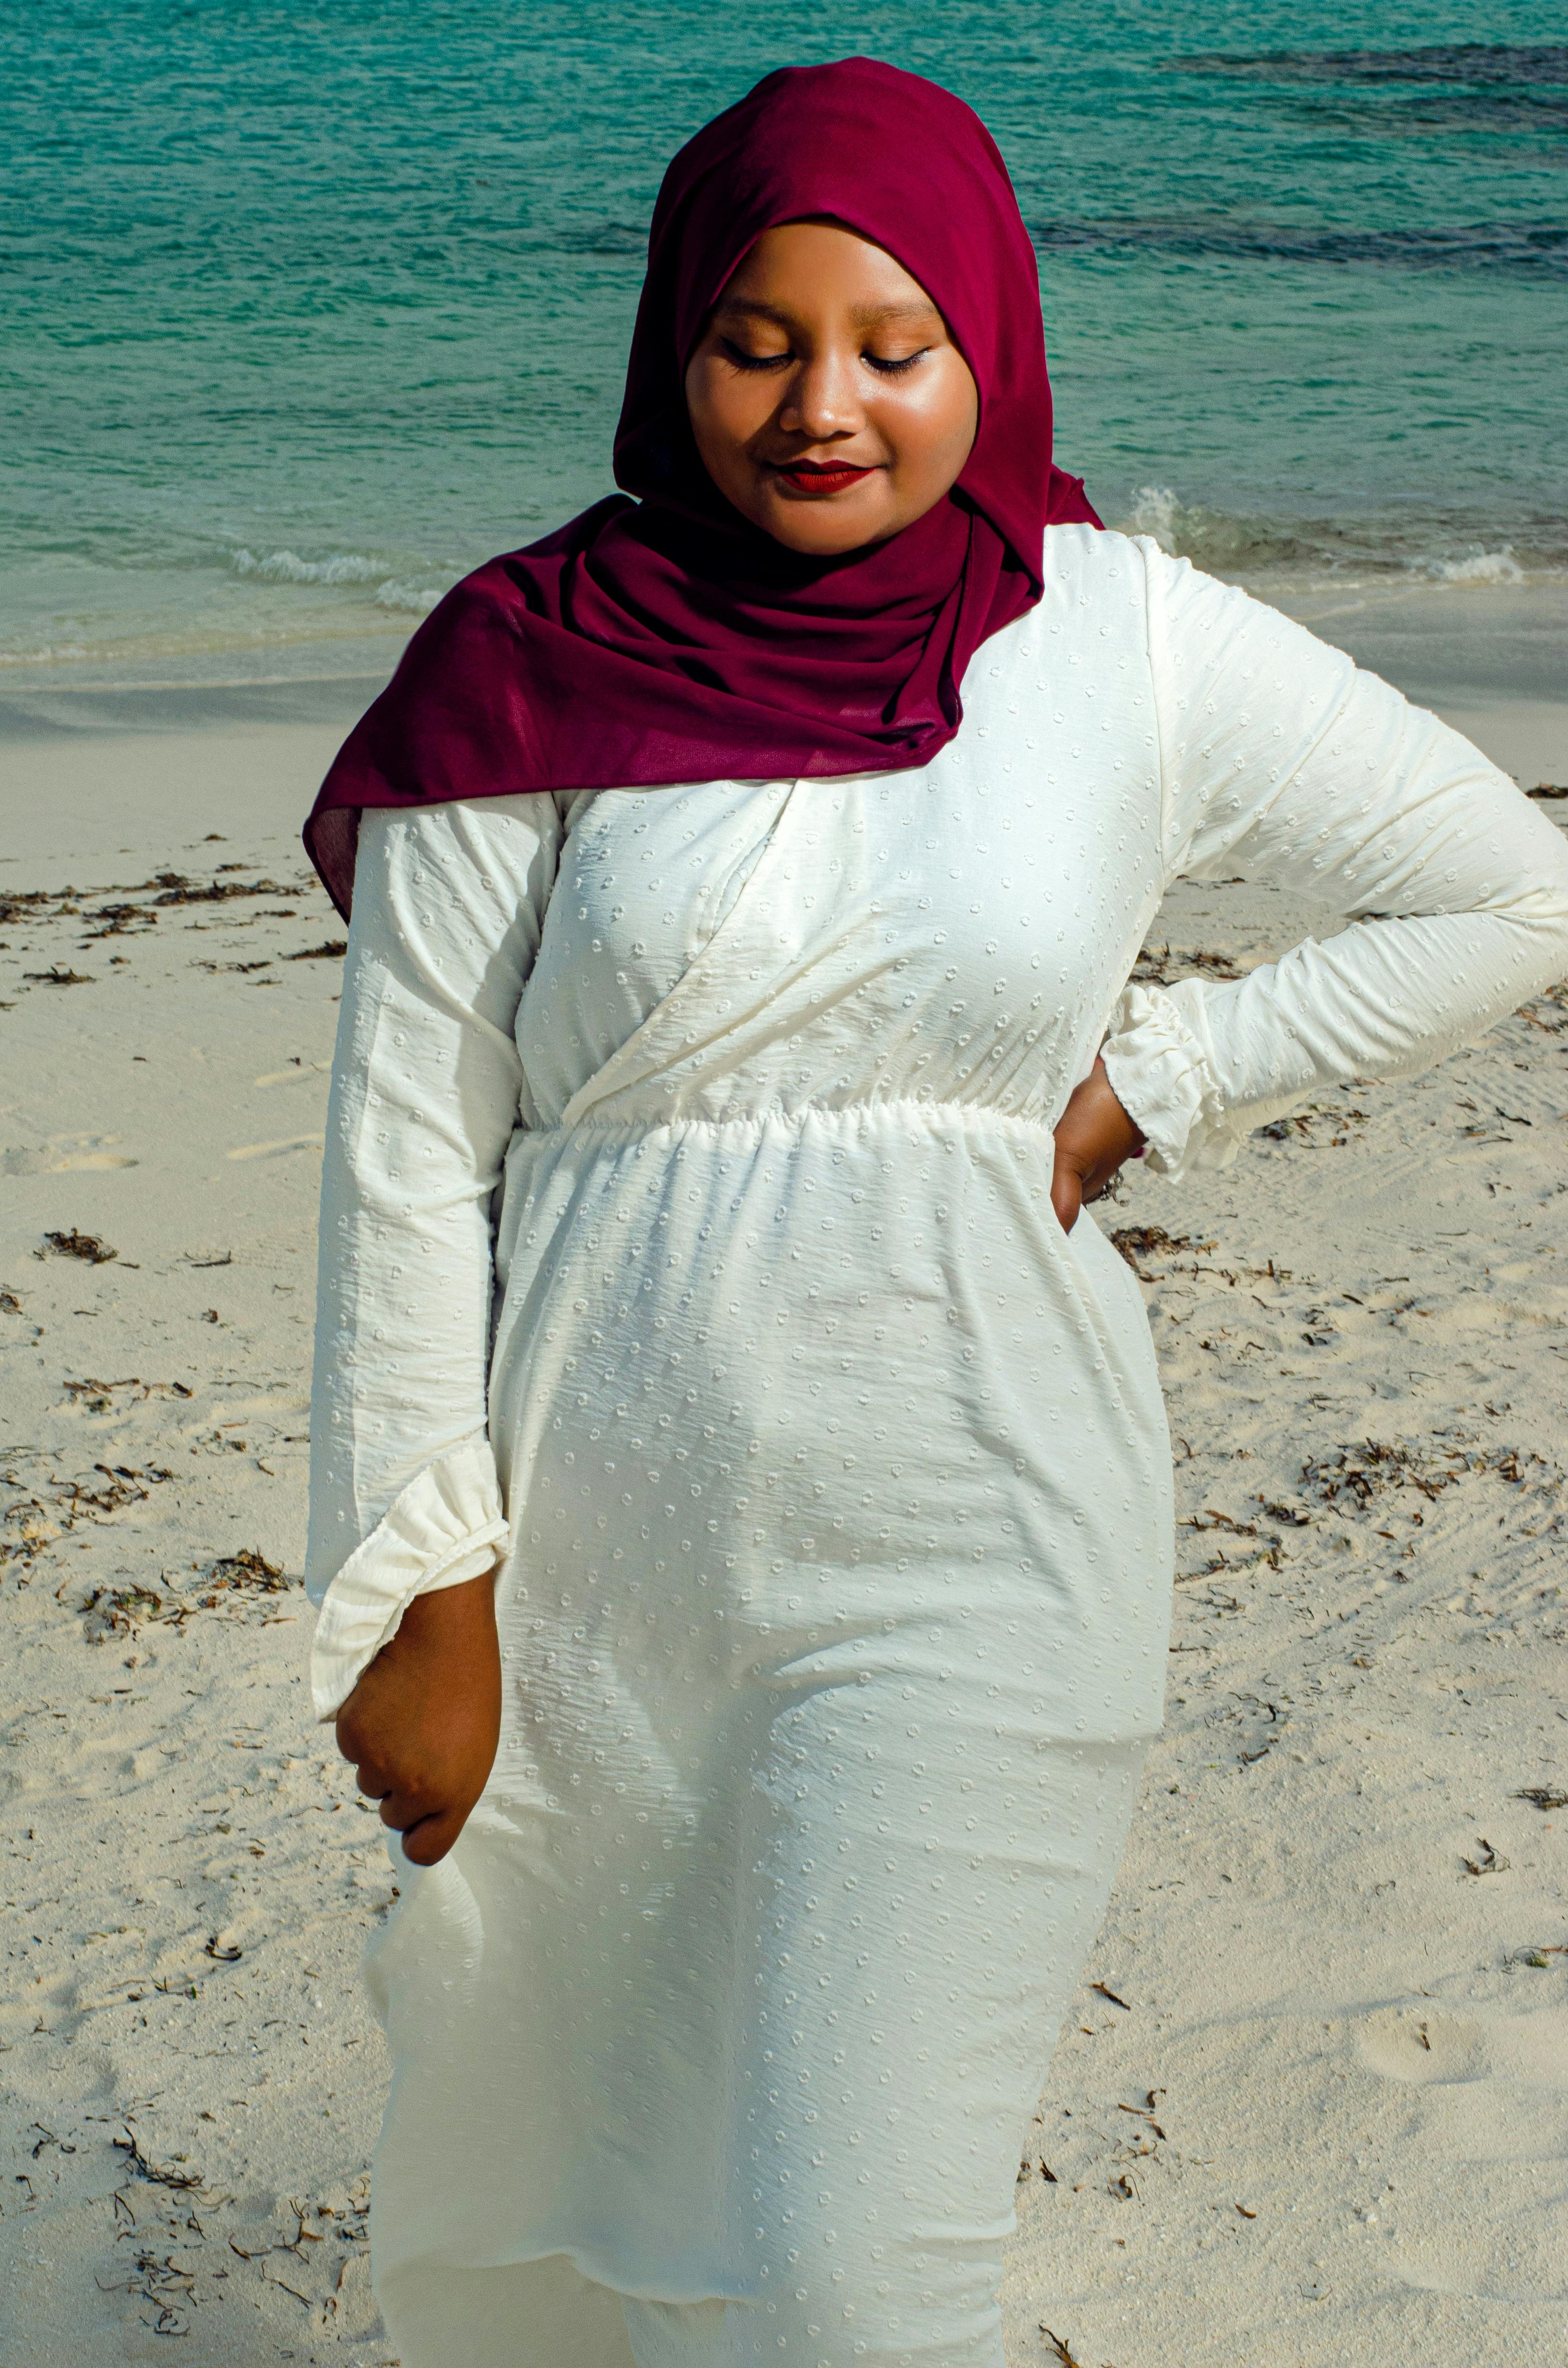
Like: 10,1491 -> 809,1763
551,221 -> 647,257
1172,45 -> 1568,87
1031,218 -> 1568,276
1169,44 -> 1568,138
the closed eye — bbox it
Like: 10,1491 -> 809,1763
719,339 -> 932,377
720,338 -> 792,372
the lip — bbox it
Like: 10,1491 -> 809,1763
767,458 -> 879,496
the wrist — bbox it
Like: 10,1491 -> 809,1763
398,1567 -> 498,1646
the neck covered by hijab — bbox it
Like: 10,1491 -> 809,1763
305,56 -> 1100,915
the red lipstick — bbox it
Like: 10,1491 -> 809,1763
770,458 -> 877,495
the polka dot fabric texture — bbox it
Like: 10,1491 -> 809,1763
306,529 -> 1568,2365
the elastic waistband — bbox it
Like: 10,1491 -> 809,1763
512,1097 -> 1056,1154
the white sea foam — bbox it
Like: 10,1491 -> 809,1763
230,548 -> 443,613
1123,485 -> 1180,550
375,578 -> 445,613
0,641 -> 91,666
1421,547 -> 1525,586
231,546 -> 387,586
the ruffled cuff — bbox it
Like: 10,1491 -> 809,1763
308,1437 -> 509,1723
1100,980 -> 1239,1183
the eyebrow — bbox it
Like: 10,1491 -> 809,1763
713,296 -> 943,331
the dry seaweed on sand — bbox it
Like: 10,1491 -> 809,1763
1109,1224 -> 1216,1279
39,1228 -> 117,1263
1461,1838 -> 1509,1876
1514,1786 -> 1568,1810
113,2127 -> 204,2192
1132,941 -> 1244,985
284,938 -> 348,961
1040,2332 -> 1085,2368
196,1546 -> 290,1606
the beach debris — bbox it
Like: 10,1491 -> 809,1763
1261,1103 -> 1368,1147
285,938 -> 347,961
1236,2202 -> 1257,2219
149,869 -> 294,907
1117,2092 -> 1167,2140
39,1228 -> 116,1263
196,1547 -> 289,1606
1090,1981 -> 1131,2011
1301,1436 -> 1551,1519
22,964 -> 94,987
184,1249 -> 233,1268
1461,1839 -> 1509,1876
1133,941 -> 1243,984
3,1456 -> 176,1583
113,2126 -> 203,2191
62,1376 -> 192,1413
0,1288 -> 22,1314
1185,1509 -> 1257,1534
82,1582 -> 168,1638
1040,2331 -> 1086,2368
1519,980 -> 1568,1034
1527,784 -> 1567,799
1513,1787 -> 1568,1810
1109,1224 -> 1215,1278
204,1936 -> 244,1963
109,2250 -> 196,2341
1517,1944 -> 1568,1967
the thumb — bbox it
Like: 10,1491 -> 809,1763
1050,1159 -> 1084,1236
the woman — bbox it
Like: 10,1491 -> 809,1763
303,57 -> 1568,2368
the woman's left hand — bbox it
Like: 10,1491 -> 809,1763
1051,1056 -> 1145,1233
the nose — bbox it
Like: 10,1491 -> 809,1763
776,343 -> 864,443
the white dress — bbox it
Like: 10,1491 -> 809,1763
306,530 -> 1568,2368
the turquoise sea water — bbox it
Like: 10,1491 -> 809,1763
3,1 -> 1566,680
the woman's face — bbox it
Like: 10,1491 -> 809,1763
684,218 -> 979,556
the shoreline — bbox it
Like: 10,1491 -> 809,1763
3,572 -> 1563,784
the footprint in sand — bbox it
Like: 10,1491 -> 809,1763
1,1133 -> 138,1174
225,1134 -> 326,1161
1356,2006 -> 1486,2085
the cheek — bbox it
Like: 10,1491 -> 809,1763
688,357 -> 769,456
889,370 -> 978,484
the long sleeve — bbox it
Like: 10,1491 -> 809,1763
1101,544 -> 1568,1178
306,793 -> 564,1719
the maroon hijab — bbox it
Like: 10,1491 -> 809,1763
305,57 -> 1099,916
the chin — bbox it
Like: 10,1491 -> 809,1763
759,503 -> 890,558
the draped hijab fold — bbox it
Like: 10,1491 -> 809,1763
305,57 -> 1099,915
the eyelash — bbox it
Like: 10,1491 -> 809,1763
721,340 -> 929,378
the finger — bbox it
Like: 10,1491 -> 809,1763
346,1747 -> 391,1797
377,1787 -> 441,1836
399,1807 -> 463,1867
334,1704 -> 366,1764
1050,1169 -> 1083,1234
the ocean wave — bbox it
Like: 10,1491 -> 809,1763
1419,547 -> 1525,585
375,577 -> 446,613
232,547 -> 388,587
1115,487 -> 1562,585
0,641 -> 91,667
231,548 -> 444,614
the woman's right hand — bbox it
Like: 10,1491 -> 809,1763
334,1570 -> 502,1867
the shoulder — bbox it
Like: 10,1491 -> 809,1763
970,529 -> 1156,699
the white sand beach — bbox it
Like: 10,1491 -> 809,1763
2,677 -> 1566,2367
